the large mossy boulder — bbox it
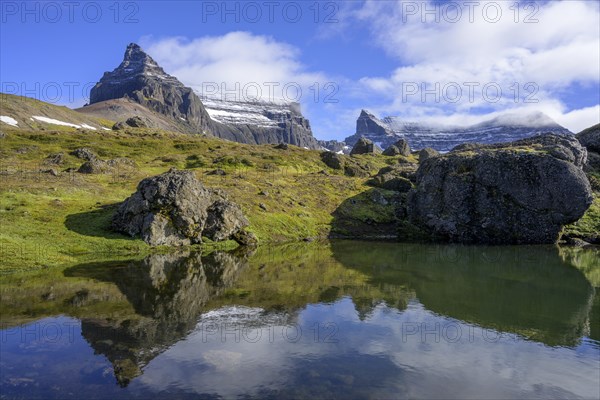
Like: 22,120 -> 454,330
408,134 -> 593,244
112,169 -> 257,246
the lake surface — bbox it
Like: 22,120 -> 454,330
1,241 -> 599,399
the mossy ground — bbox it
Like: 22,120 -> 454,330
0,126 -> 402,273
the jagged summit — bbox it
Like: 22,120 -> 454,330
345,110 -> 573,152
83,43 -> 320,148
112,43 -> 176,82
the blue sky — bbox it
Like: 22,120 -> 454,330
1,1 -> 599,140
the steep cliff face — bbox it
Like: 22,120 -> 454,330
345,109 -> 573,152
202,96 -> 320,148
89,43 -> 213,134
84,43 -> 320,148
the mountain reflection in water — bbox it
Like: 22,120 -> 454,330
0,241 -> 598,399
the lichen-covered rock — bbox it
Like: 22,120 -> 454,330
70,147 -> 97,161
408,134 -> 593,244
350,137 -> 381,155
383,139 -> 411,156
112,169 -> 255,246
419,148 -> 439,163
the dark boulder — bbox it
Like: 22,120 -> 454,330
383,139 -> 411,156
408,134 -> 593,244
112,169 -> 255,246
70,148 -> 98,161
321,151 -> 344,170
350,137 -> 381,155
78,159 -> 109,174
45,152 -> 65,165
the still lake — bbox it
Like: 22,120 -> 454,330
1,241 -> 599,399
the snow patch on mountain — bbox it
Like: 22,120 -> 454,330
0,116 -> 18,127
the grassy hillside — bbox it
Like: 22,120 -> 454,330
0,93 -> 113,130
1,94 -> 599,274
0,98 -> 410,272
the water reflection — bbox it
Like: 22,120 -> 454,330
329,241 -> 596,346
63,250 -> 251,386
0,241 -> 598,398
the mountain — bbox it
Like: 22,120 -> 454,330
78,43 -> 320,148
344,110 -> 573,152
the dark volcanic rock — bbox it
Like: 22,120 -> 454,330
70,148 -> 97,161
577,124 -> 600,153
419,148 -> 439,163
321,151 -> 344,170
112,169 -> 255,246
383,139 -> 411,156
45,152 -> 64,165
369,165 -> 418,192
408,134 -> 593,244
78,159 -> 109,174
113,116 -> 151,130
350,137 -> 381,155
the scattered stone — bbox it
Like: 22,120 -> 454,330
259,203 -> 268,211
45,152 -> 64,165
113,116 -> 149,130
112,169 -> 254,246
350,137 -> 381,155
383,139 -> 411,156
408,134 -> 593,244
78,159 -> 108,174
40,168 -> 59,177
70,148 -> 97,161
258,190 -> 269,196
419,148 -> 439,163
274,143 -> 289,150
207,169 -> 227,176
0,131 -> 6,139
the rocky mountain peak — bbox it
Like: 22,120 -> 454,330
85,43 -> 320,148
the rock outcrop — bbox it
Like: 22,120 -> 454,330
418,147 -> 439,163
382,139 -> 411,156
350,137 -> 381,155
112,169 -> 257,246
345,109 -> 573,152
577,123 -> 600,153
407,134 -> 593,244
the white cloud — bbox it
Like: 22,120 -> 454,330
343,0 -> 600,132
140,32 -> 329,103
